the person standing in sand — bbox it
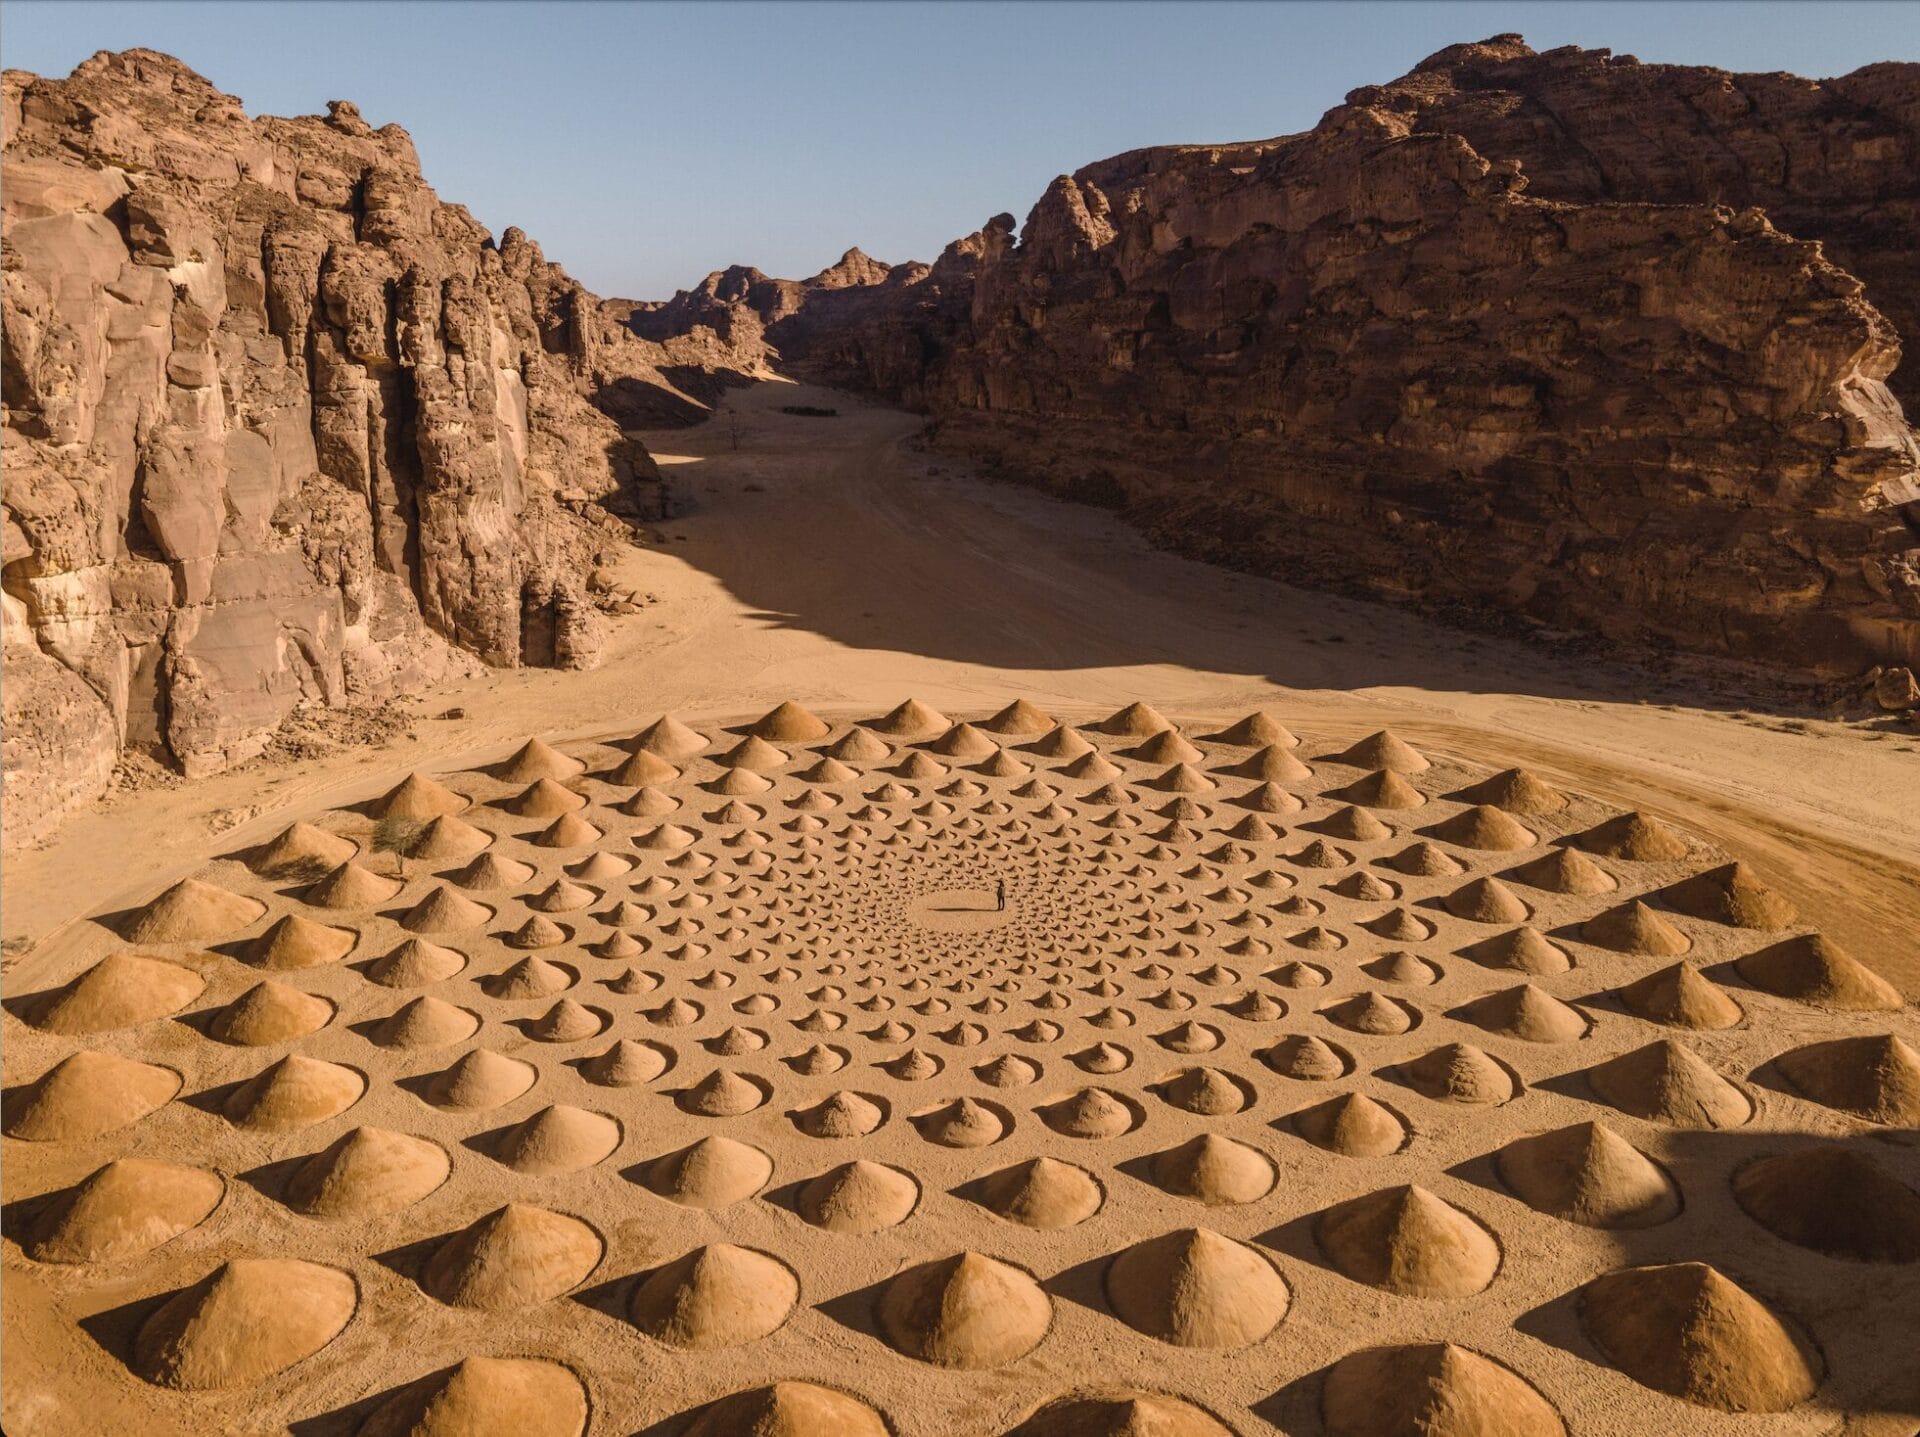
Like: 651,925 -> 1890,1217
996,879 -> 1006,912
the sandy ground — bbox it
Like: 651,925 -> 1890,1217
4,380 -> 1919,1437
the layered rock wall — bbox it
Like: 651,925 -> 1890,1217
1,50 -> 672,846
657,38 -> 1920,678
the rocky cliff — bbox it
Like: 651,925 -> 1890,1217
652,37 -> 1920,679
1,51 -> 683,847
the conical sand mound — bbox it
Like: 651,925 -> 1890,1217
1579,1262 -> 1821,1412
826,728 -> 893,762
1618,963 -> 1742,1029
751,700 -> 831,742
491,738 -> 584,783
1327,769 -> 1426,810
1504,846 -> 1615,896
872,698 -> 950,736
1444,877 -> 1532,925
247,913 -> 356,970
984,699 -> 1057,735
369,937 -> 466,988
646,1137 -> 772,1207
1329,730 -> 1428,773
450,852 -> 533,890
1495,1122 -> 1679,1229
975,1157 -> 1103,1228
1450,768 -> 1566,814
1454,984 -> 1587,1043
427,1049 -> 537,1110
1732,1146 -> 1920,1262
1007,1392 -> 1234,1437
133,1258 -> 355,1389
400,885 -> 493,933
1106,1228 -> 1289,1348
285,1127 -> 449,1218
794,1090 -> 885,1137
1151,1135 -> 1275,1206
632,714 -> 708,758
30,953 -> 204,1033
1458,926 -> 1570,976
1096,702 -> 1173,737
423,1204 -> 602,1310
1774,1034 -> 1920,1124
1572,810 -> 1689,861
1224,745 -> 1312,783
630,1243 -> 797,1349
1041,1087 -> 1140,1137
1203,711 -> 1297,748
303,860 -> 403,909
3,1051 -> 180,1141
1294,1094 -> 1408,1156
603,747 -> 679,787
500,777 -> 587,818
879,1252 -> 1051,1368
1263,1034 -> 1353,1081
494,1105 -> 620,1174
1316,1186 -> 1500,1297
1323,1344 -> 1566,1437
1735,933 -> 1902,1011
25,1158 -> 223,1264
1582,900 -> 1690,956
249,822 -> 357,878
1127,729 -> 1205,764
1661,862 -> 1796,929
119,879 -> 265,944
685,1383 -> 890,1437
797,1160 -> 919,1232
678,1069 -> 769,1116
1588,1040 -> 1750,1128
1423,805 -> 1536,852
212,980 -> 334,1045
1401,1044 -> 1516,1105
369,772 -> 467,820
914,1097 -> 1008,1147
1382,841 -> 1464,877
583,1038 -> 669,1086
370,995 -> 475,1049
407,814 -> 493,862
224,1055 -> 364,1132
359,1358 -> 588,1437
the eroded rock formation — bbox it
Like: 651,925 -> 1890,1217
651,37 -> 1920,678
2,51 -> 676,846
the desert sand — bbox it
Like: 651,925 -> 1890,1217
3,382 -> 1918,1436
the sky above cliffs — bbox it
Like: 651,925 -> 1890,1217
5,0 -> 1916,301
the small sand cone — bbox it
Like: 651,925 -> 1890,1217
490,738 -> 583,783
1315,1185 -> 1500,1296
1096,702 -> 1173,737
369,772 -> 466,821
426,1049 -> 538,1111
1583,899 -> 1691,956
1105,1228 -> 1290,1348
1505,846 -> 1615,895
1444,877 -> 1532,925
212,981 -> 335,1045
645,1137 -> 772,1207
494,1105 -> 620,1174
1326,769 -> 1426,810
286,1127 -> 449,1218
750,700 -> 831,742
1454,984 -> 1587,1043
630,715 -> 708,758
684,1384 -> 888,1437
1401,1043 -> 1516,1105
630,1243 -> 797,1350
1293,1093 -> 1408,1156
1151,1135 -> 1275,1205
1202,711 -> 1298,748
422,1203 -> 602,1310
249,822 -> 357,878
878,1252 -> 1050,1368
1494,1122 -> 1679,1228
248,914 -> 357,970
983,699 -> 1057,735
973,1157 -> 1102,1227
1450,767 -> 1566,814
797,1161 -> 919,1232
1423,805 -> 1536,852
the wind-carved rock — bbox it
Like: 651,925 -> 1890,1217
645,35 -> 1920,681
1,50 -> 672,846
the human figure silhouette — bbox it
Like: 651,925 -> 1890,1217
996,879 -> 1006,912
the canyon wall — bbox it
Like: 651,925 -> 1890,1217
651,37 -> 1920,678
1,50 -> 681,847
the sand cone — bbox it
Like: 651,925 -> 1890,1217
1293,1093 -> 1408,1156
1735,933 -> 1901,1011
645,1137 -> 772,1207
878,1252 -> 1051,1368
1495,1121 -> 1679,1229
249,822 -> 357,878
212,981 -> 334,1045
369,772 -> 467,821
1587,1040 -> 1749,1128
25,1158 -> 222,1264
1774,1034 -> 1920,1124
133,1258 -> 355,1389
1661,862 -> 1796,929
426,1049 -> 537,1111
1732,1147 -> 1920,1262
248,914 -> 356,969
685,1384 -> 889,1437
119,879 -> 266,944
1322,1344 -> 1565,1437
631,715 -> 708,758
798,1161 -> 919,1232
1618,963 -> 1741,1028
30,953 -> 204,1033
359,1358 -> 587,1437
1402,1044 -> 1515,1104
1316,1185 -> 1499,1296
1151,1135 -> 1275,1205
422,1204 -> 602,1310
1106,1228 -> 1290,1348
1202,711 -> 1297,748
285,1127 -> 449,1218
2,1051 -> 179,1141
495,1105 -> 619,1174
1329,730 -> 1428,772
1455,983 -> 1587,1043
631,1244 -> 797,1350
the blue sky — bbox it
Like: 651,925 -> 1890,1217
4,2 -> 1915,299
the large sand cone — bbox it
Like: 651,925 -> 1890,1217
1041,1087 -> 1140,1137
984,698 -> 1057,735
400,885 -> 493,933
3,1051 -> 180,1141
249,822 -> 357,878
870,698 -> 951,736
1587,1040 -> 1750,1128
25,1158 -> 222,1264
603,747 -> 680,787
826,727 -> 893,762
247,913 -> 357,970
1263,1034 -> 1353,1080
422,1204 -> 601,1310
878,1252 -> 1051,1368
1382,841 -> 1465,877
1322,1344 -> 1566,1437
1735,933 -> 1902,1011
630,1244 -> 797,1350
915,1097 -> 1007,1147
359,1357 -> 588,1437
1617,962 -> 1742,1029
1454,984 -> 1588,1043
1203,710 -> 1298,748
1660,862 -> 1796,929
371,996 -> 477,1049
524,998 -> 607,1043
1310,805 -> 1390,841
751,700 -> 831,742
212,980 -> 334,1045
286,1127 -> 449,1218
1028,724 -> 1096,760
1774,1034 -> 1920,1124
494,1105 -> 620,1174
583,1038 -> 669,1087
1327,769 -> 1427,810
1581,900 -> 1690,956
1457,926 -> 1570,976
1570,810 -> 1688,861
631,714 -> 708,758
1329,730 -> 1428,773
1316,1185 -> 1500,1297
1423,806 -> 1536,852
1443,877 -> 1532,925
1008,1392 -> 1234,1437
491,738 -> 583,783
1105,1228 -> 1290,1348
486,956 -> 573,999
1127,729 -> 1205,765
1293,1094 -> 1409,1156
1151,1134 -> 1275,1205
30,953 -> 204,1033
1504,846 -> 1615,896
531,812 -> 602,848
1450,767 -> 1567,814
224,1055 -> 364,1132
1321,992 -> 1415,1036
1579,1263 -> 1821,1412
406,814 -> 493,862
369,772 -> 467,820
1732,1146 -> 1920,1262
499,777 -> 587,819
974,1157 -> 1104,1228
450,852 -> 533,890
797,1160 -> 919,1232
1096,702 -> 1174,737
427,1049 -> 537,1110
678,1069 -> 768,1116
133,1258 -> 355,1389
646,1136 -> 773,1207
685,1382 -> 890,1437
1494,1122 -> 1680,1229
794,1090 -> 885,1137
119,879 -> 265,943
1401,1044 -> 1516,1105
1224,745 -> 1312,783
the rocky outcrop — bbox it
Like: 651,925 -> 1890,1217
652,38 -> 1920,678
1,50 -> 677,847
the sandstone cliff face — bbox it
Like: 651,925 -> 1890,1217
655,38 -> 1920,679
1,51 -> 672,847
